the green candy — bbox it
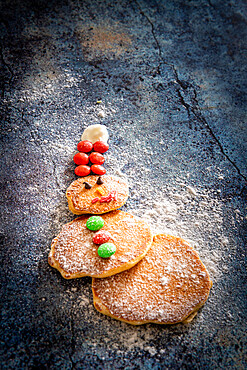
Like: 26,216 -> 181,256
97,243 -> 116,258
86,216 -> 104,231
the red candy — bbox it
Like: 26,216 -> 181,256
89,152 -> 105,165
92,197 -> 100,204
77,140 -> 93,153
93,230 -> 111,245
100,191 -> 117,202
93,141 -> 109,154
73,152 -> 89,165
74,138 -> 108,176
74,165 -> 91,176
91,164 -> 106,175
91,191 -> 117,204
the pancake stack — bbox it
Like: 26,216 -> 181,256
48,129 -> 212,325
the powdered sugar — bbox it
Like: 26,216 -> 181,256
123,180 -> 227,280
49,211 -> 152,278
42,111 -> 240,352
160,276 -> 169,285
93,234 -> 212,324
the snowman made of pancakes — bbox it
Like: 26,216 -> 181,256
49,124 -> 212,325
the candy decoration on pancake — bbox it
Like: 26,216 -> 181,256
95,186 -> 107,196
97,243 -> 116,258
93,230 -> 111,244
96,176 -> 104,185
86,217 -> 116,258
86,216 -> 104,231
100,191 -> 117,202
92,190 -> 118,204
83,181 -> 92,189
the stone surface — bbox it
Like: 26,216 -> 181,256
0,0 -> 246,369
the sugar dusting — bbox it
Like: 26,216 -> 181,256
15,91 -> 236,353
81,126 -> 237,352
50,211 -> 152,277
3,43 -> 244,365
93,234 -> 212,323
127,184 -> 224,280
87,183 -> 225,351
45,129 -> 229,352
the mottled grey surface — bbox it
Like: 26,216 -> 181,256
0,0 -> 246,369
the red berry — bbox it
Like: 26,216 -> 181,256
93,230 -> 111,245
73,152 -> 89,165
77,140 -> 93,153
89,152 -> 105,165
93,141 -> 109,154
74,165 -> 91,176
91,164 -> 106,175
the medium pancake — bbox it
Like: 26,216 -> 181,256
48,210 -> 152,279
66,175 -> 129,215
92,234 -> 212,325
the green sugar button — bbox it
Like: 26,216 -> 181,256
86,216 -> 104,231
97,243 -> 116,258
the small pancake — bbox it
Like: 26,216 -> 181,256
92,234 -> 212,325
66,175 -> 129,215
48,210 -> 152,279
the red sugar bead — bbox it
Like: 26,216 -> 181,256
77,140 -> 93,153
91,164 -> 106,175
73,152 -> 89,165
74,165 -> 91,176
93,141 -> 109,154
89,152 -> 105,165
93,230 -> 111,245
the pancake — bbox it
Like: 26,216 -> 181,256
92,234 -> 212,325
66,175 -> 129,215
48,210 -> 152,279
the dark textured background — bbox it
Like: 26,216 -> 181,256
0,0 -> 246,368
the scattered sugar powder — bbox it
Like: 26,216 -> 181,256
70,166 -> 235,353
125,182 -> 229,280
160,276 -> 169,285
144,346 -> 157,356
37,116 -> 242,355
11,69 -> 245,361
60,178 -> 239,357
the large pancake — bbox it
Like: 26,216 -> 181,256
48,210 -> 152,279
66,175 -> 129,215
92,234 -> 212,325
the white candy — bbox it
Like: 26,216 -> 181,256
81,124 -> 109,144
